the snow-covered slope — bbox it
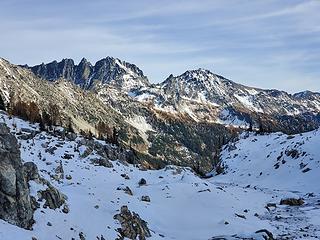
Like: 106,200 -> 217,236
1,113 -> 320,239
217,129 -> 320,193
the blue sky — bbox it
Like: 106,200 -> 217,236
0,0 -> 319,92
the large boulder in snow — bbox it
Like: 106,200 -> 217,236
0,123 -> 34,229
114,205 -> 151,240
280,198 -> 304,206
23,162 -> 39,182
39,185 -> 66,209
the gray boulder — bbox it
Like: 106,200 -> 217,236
23,162 -> 39,182
141,196 -> 150,202
280,198 -> 304,206
39,185 -> 66,209
0,123 -> 34,229
66,132 -> 77,141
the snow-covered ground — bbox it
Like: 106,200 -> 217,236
0,113 -> 319,239
215,130 -> 320,239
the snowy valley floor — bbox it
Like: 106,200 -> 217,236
0,113 -> 320,239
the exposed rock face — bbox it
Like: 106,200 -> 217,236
114,205 -> 151,240
30,59 -> 75,82
0,123 -> 34,229
28,57 -> 150,91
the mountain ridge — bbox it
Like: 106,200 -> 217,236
1,56 -> 320,173
24,57 -> 150,91
23,57 -> 320,95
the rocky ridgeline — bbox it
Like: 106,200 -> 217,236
27,57 -> 149,90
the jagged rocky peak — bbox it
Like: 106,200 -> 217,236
30,58 -> 75,81
28,56 -> 150,91
74,58 -> 93,86
92,56 -> 149,89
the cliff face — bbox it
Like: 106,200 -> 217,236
0,123 -> 34,229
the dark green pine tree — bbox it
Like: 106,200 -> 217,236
0,95 -> 6,111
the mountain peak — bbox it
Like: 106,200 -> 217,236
163,68 -> 225,88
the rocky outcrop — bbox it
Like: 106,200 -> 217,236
0,123 -> 34,229
39,185 -> 66,209
91,157 -> 113,168
114,205 -> 151,240
79,138 -> 137,165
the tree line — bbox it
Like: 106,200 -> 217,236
0,93 -> 119,144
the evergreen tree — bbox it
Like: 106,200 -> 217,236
258,120 -> 264,134
27,101 -> 41,123
42,110 -> 52,127
48,103 -> 60,126
112,127 -> 119,145
67,117 -> 74,133
0,95 -> 5,111
39,117 -> 46,131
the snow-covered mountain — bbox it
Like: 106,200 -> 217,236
0,58 -> 233,174
1,56 -> 320,174
22,57 -> 320,133
1,112 -> 320,239
132,69 -> 320,130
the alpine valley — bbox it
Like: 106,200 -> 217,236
0,56 -> 320,240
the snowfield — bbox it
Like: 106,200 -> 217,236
0,113 -> 320,239
217,130 -> 320,193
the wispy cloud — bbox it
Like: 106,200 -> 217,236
0,0 -> 319,92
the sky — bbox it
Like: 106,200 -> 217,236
0,0 -> 319,93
